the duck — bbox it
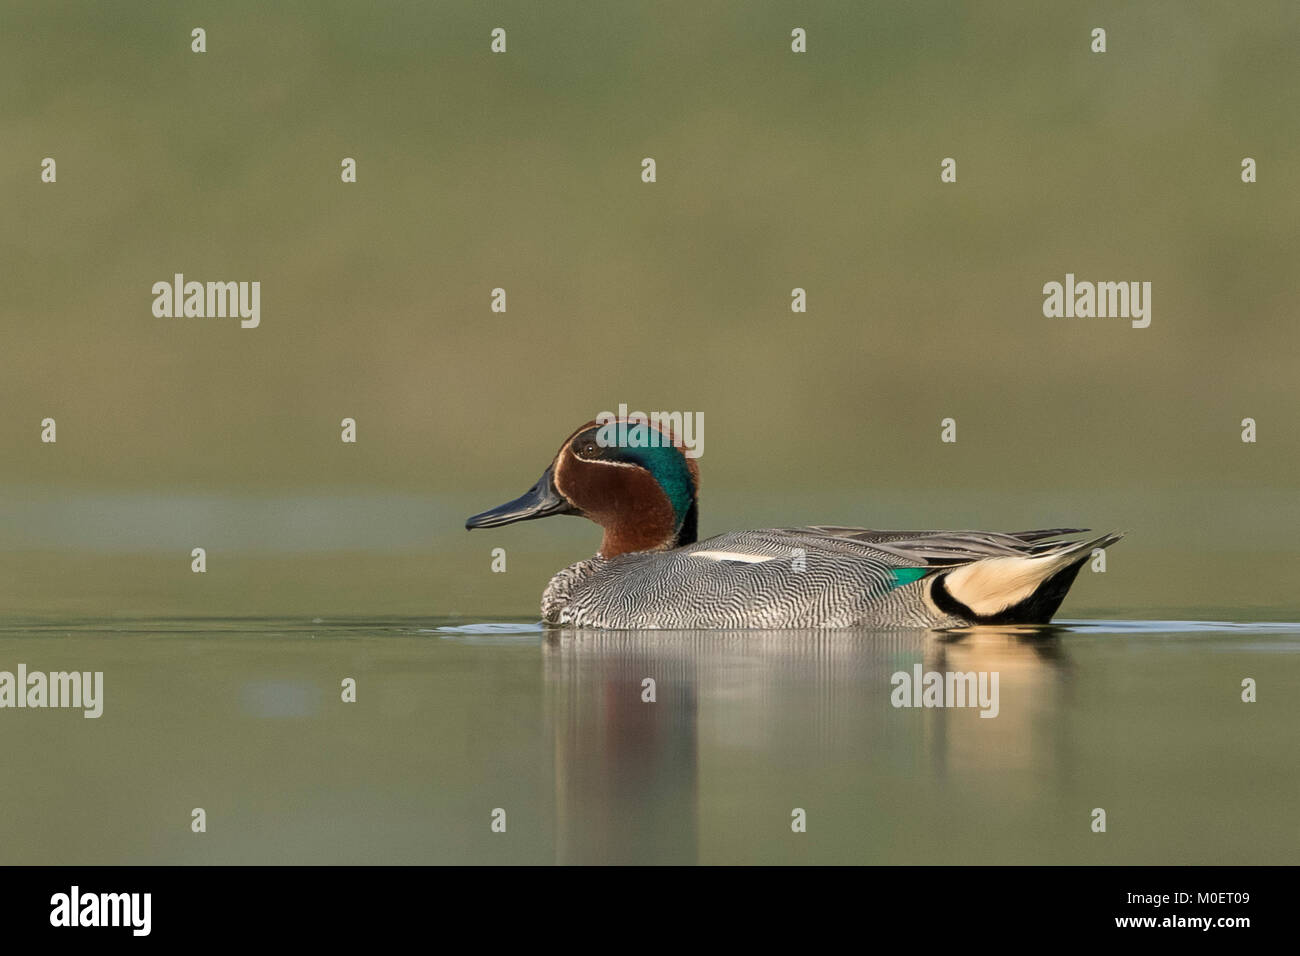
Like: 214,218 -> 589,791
465,419 -> 1123,629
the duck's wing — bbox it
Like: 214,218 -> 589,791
785,526 -> 1116,563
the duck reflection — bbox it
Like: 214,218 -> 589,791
542,630 -> 702,864
542,626 -> 1069,864
920,626 -> 1073,783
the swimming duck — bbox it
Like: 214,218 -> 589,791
465,420 -> 1122,629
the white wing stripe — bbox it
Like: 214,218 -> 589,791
690,550 -> 776,564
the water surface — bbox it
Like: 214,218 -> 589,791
1,616 -> 1294,865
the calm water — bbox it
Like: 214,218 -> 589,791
0,616 -> 1295,865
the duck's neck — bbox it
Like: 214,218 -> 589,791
598,497 -> 698,558
677,499 -> 698,547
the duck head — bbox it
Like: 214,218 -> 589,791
465,419 -> 700,557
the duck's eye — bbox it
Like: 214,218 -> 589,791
580,442 -> 598,457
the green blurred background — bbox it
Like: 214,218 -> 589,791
2,1 -> 1297,619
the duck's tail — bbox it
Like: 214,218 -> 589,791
932,531 -> 1124,624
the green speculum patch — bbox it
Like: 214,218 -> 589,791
890,567 -> 930,588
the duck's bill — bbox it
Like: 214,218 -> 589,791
465,465 -> 578,530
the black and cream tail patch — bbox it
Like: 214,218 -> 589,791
930,531 -> 1124,624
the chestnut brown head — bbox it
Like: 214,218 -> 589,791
465,419 -> 700,557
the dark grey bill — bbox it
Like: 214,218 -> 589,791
465,465 -> 578,530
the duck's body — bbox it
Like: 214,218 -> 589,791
467,419 -> 1122,630
539,527 -> 1119,629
